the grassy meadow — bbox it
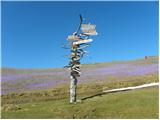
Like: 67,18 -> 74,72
2,87 -> 158,119
1,57 -> 159,118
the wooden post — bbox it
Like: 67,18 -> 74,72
69,45 -> 80,103
64,15 -> 98,104
70,75 -> 77,103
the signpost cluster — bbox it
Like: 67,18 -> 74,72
65,15 -> 98,103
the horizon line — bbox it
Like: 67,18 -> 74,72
1,55 -> 158,69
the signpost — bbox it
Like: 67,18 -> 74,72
65,15 -> 98,103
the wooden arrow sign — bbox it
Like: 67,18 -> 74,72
73,39 -> 93,45
81,24 -> 98,36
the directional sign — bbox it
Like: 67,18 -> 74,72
81,24 -> 96,30
67,35 -> 82,41
65,15 -> 98,103
81,24 -> 98,36
73,39 -> 93,45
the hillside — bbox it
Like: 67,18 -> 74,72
2,87 -> 158,119
1,57 -> 159,118
1,57 -> 158,94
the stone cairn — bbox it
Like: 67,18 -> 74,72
65,15 -> 98,103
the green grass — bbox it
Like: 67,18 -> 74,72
2,73 -> 158,105
2,87 -> 158,119
1,57 -> 159,118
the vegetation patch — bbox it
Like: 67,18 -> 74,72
1,87 -> 158,119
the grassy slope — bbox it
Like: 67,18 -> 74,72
2,73 -> 158,105
1,57 -> 159,118
2,57 -> 158,95
2,87 -> 159,119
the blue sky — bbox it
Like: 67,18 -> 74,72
2,1 -> 158,68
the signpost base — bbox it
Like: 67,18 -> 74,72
70,75 -> 77,103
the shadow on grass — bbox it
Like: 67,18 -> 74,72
81,90 -> 128,100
